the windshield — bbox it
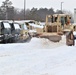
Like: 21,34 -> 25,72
14,24 -> 20,29
3,23 -> 11,28
24,24 -> 27,30
61,17 -> 65,26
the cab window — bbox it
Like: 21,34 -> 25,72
61,17 -> 65,26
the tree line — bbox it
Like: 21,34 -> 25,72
0,0 -> 74,22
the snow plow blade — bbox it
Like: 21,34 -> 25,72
38,33 -> 61,42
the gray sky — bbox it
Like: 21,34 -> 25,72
0,0 -> 76,13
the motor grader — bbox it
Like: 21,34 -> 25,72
39,14 -> 74,42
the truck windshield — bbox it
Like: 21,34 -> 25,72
14,24 -> 20,29
24,24 -> 27,30
3,23 -> 11,28
61,17 -> 65,26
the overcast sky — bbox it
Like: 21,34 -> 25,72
0,0 -> 76,13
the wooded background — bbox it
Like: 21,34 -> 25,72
0,0 -> 74,22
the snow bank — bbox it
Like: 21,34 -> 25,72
29,23 -> 44,28
0,37 -> 76,75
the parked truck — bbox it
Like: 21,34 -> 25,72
20,23 -> 31,41
14,21 -> 32,42
9,22 -> 21,42
0,21 -> 12,43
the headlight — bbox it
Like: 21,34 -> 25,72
15,34 -> 18,36
23,34 -> 27,36
8,34 -> 12,36
15,34 -> 20,37
0,35 -> 4,37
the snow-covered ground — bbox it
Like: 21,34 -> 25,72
0,36 -> 76,75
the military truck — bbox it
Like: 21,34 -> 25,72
45,14 -> 73,33
14,21 -> 32,42
66,31 -> 75,46
20,23 -> 31,41
10,22 -> 21,42
0,21 -> 12,43
38,14 -> 73,42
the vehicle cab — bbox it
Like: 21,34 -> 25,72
20,22 -> 30,41
10,22 -> 21,42
0,21 -> 12,43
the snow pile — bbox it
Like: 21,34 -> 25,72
29,23 -> 44,28
29,30 -> 37,33
0,37 -> 76,75
73,31 -> 76,36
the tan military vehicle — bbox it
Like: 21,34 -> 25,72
14,21 -> 31,42
39,14 -> 74,42
45,14 -> 73,33
20,23 -> 30,41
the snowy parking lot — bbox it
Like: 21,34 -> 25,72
0,36 -> 76,75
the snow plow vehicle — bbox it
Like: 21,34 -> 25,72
38,14 -> 74,42
45,14 -> 73,33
